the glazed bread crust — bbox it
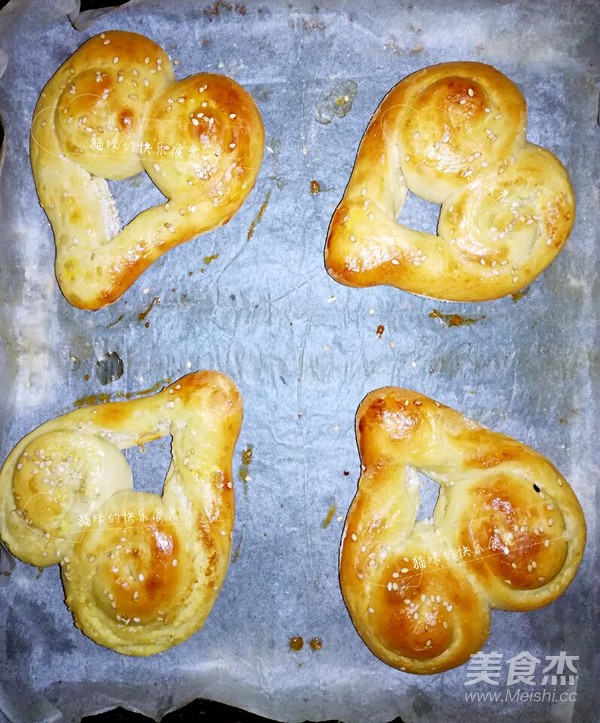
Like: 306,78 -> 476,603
326,62 -> 574,301
340,387 -> 586,674
30,30 -> 265,310
0,371 -> 242,656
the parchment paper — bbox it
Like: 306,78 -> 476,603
0,1 -> 598,721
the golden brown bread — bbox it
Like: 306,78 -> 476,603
30,30 -> 265,310
326,62 -> 575,301
340,387 -> 586,674
0,371 -> 242,655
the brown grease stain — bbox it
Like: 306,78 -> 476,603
107,314 -> 124,329
203,254 -> 220,266
138,296 -> 160,322
289,636 -> 304,651
429,309 -> 486,327
309,637 -> 323,651
74,378 -> 171,408
511,288 -> 530,302
247,191 -> 271,241
310,180 -> 321,194
232,537 -> 242,563
376,324 -> 385,338
238,444 -> 254,493
321,504 -> 337,529
203,1 -> 247,17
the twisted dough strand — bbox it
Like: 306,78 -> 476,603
30,31 -> 265,310
340,388 -> 586,674
326,62 -> 574,301
0,371 -> 242,655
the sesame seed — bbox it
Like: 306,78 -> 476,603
113,57 -> 119,64
138,573 -> 144,581
172,559 -> 178,566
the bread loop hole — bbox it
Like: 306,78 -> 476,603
123,436 -> 172,497
397,190 -> 440,235
413,469 -> 441,522
106,172 -> 166,227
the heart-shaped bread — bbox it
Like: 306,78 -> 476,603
340,387 -> 586,673
326,62 -> 574,301
0,371 -> 242,656
30,31 -> 265,310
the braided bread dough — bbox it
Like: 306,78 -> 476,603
0,371 -> 242,656
340,388 -> 586,674
326,62 -> 575,301
30,31 -> 265,310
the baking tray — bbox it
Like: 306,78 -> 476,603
0,0 -> 598,721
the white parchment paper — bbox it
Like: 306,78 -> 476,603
0,0 -> 598,721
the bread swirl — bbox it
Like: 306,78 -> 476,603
0,371 -> 242,655
326,62 -> 574,301
340,387 -> 586,673
30,31 -> 265,310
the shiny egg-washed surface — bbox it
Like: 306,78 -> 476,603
326,62 -> 574,301
340,388 -> 585,674
0,371 -> 242,655
30,30 -> 265,310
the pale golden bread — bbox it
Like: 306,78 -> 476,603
340,388 -> 586,673
326,62 -> 574,301
30,30 -> 265,310
0,371 -> 242,655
